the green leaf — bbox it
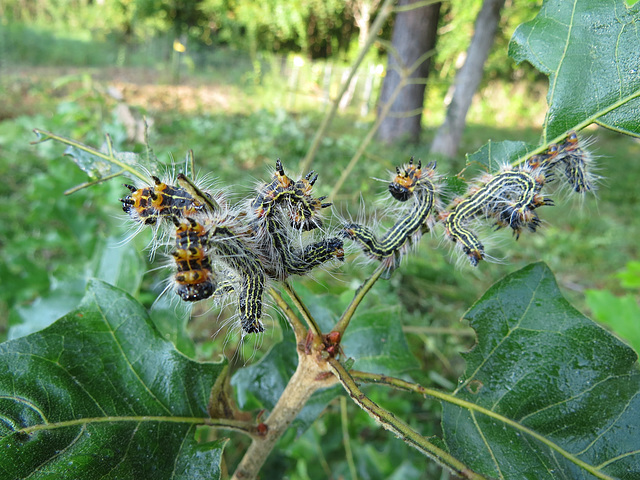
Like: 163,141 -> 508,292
466,140 -> 534,173
342,305 -> 419,376
586,289 -> 640,355
63,143 -> 122,179
509,0 -> 640,139
9,237 -> 146,340
616,261 -> 640,289
442,263 -> 640,479
0,279 -> 225,479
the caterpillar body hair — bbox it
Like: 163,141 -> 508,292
343,158 -> 439,269
527,131 -> 598,195
121,176 -> 208,225
443,167 -> 551,266
554,131 -> 598,193
207,224 -> 266,334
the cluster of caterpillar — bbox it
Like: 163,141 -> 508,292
121,160 -> 343,334
343,131 -> 596,268
441,130 -> 596,266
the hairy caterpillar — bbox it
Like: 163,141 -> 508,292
207,224 -> 267,334
343,158 -> 439,270
171,217 -> 216,302
251,160 -> 332,231
121,176 -> 208,225
267,217 -> 344,278
527,131 -> 597,194
442,166 -> 551,266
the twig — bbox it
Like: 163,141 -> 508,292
281,282 -> 322,337
327,358 -> 487,479
333,264 -> 385,336
32,129 -> 150,184
402,326 -> 476,337
340,396 -> 358,480
268,287 -> 307,343
350,371 -> 616,480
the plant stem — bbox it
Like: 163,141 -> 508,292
231,350 -> 337,480
281,282 -> 322,336
299,0 -> 396,173
350,371 -> 616,480
327,358 -> 487,479
333,264 -> 385,336
32,129 -> 150,183
268,287 -> 307,343
340,396 -> 358,480
402,325 -> 476,337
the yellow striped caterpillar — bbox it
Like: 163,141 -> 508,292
342,158 -> 439,270
442,166 -> 551,266
207,224 -> 267,334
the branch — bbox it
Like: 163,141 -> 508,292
281,282 -> 322,337
327,358 -> 488,479
231,349 -> 338,480
268,286 -> 308,343
333,264 -> 385,336
32,129 -> 150,184
350,371 -> 617,480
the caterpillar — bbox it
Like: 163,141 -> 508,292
171,217 -> 216,302
251,160 -> 331,231
442,166 -> 551,266
527,131 -> 597,194
266,217 -> 344,278
207,224 -> 267,334
343,158 -> 439,270
121,175 -> 207,225
553,131 -> 597,193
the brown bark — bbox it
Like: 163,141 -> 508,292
377,0 -> 441,144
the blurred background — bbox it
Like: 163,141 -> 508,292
1,0 -> 639,478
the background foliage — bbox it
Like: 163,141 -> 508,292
1,0 -> 640,478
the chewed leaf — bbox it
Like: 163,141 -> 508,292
0,279 -> 226,479
442,263 -> 640,479
509,0 -> 640,139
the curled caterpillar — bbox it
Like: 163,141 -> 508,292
527,131 -> 598,194
267,217 -> 344,277
442,166 -> 551,266
343,158 -> 439,269
251,160 -> 332,232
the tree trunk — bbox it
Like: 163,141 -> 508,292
377,0 -> 441,144
430,0 -> 506,157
